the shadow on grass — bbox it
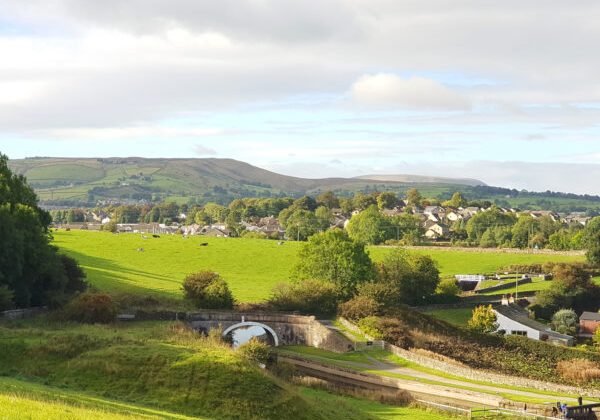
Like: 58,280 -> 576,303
58,248 -> 183,298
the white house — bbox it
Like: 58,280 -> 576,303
494,304 -> 573,346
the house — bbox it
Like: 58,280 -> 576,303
426,213 -> 440,223
579,312 -> 600,338
524,210 -> 560,222
494,304 -> 574,346
423,206 -> 446,215
255,216 -> 284,237
423,221 -> 449,239
381,207 -> 404,217
461,207 -> 481,217
445,211 -> 463,222
200,225 -> 230,237
181,224 -> 202,236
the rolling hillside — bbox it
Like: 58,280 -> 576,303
8,157 -> 600,211
8,157 -> 482,206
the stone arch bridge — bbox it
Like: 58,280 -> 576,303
187,311 -> 352,352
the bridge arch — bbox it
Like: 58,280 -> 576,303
222,321 -> 279,346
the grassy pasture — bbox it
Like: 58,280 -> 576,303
0,320 -> 456,420
53,230 -> 583,302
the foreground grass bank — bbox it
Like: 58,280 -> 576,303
0,319 -> 457,419
52,230 -> 582,303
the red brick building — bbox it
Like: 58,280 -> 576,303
579,312 -> 600,337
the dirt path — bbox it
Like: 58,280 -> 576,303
280,349 -> 589,405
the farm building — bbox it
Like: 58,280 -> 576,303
494,304 -> 574,346
579,312 -> 600,338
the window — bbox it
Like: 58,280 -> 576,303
510,330 -> 527,336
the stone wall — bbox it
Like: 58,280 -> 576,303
340,317 -> 600,398
384,342 -> 600,398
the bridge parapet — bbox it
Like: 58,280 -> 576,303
188,311 -> 352,353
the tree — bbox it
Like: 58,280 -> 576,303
583,217 -> 600,265
182,271 -> 234,309
376,249 -> 440,305
315,206 -> 332,230
316,191 -> 339,209
294,229 -> 373,298
346,205 -> 388,245
284,209 -> 320,241
377,192 -> 398,210
466,208 -> 516,243
353,192 -> 377,211
405,188 -> 422,208
443,192 -> 467,208
225,210 -> 244,237
551,309 -> 578,336
468,305 -> 499,334
0,153 -> 86,308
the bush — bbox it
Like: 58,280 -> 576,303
374,317 -> 414,349
241,231 -> 267,239
557,359 -> 600,383
467,305 -> 499,334
63,293 -> 117,323
356,281 -> 400,310
436,278 -> 460,297
268,280 -> 339,317
357,316 -> 384,340
182,271 -> 234,309
339,296 -> 381,320
551,309 -> 578,336
237,337 -> 272,365
501,263 -> 544,274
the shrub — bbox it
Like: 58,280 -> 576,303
268,279 -> 339,317
436,278 -> 460,297
63,293 -> 117,323
237,337 -> 272,365
551,309 -> 578,336
501,263 -> 544,274
241,231 -> 267,239
467,305 -> 498,334
357,316 -> 384,340
356,281 -> 400,310
182,271 -> 234,309
102,220 -> 117,233
339,296 -> 381,320
557,359 -> 600,383
373,317 -> 414,349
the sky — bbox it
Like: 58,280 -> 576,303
1,1 -> 600,193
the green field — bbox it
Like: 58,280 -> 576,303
53,230 -> 584,303
369,247 -> 583,279
422,308 -> 474,326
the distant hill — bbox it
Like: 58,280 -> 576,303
355,174 -> 485,187
8,157 -> 480,206
7,157 -> 600,212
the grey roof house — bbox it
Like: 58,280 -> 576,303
494,304 -> 574,346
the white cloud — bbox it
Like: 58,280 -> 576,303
350,74 -> 471,110
28,126 -> 223,140
194,144 -> 218,156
